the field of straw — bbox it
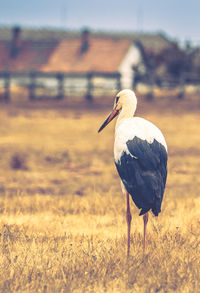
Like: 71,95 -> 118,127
0,94 -> 200,292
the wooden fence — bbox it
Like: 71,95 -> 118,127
0,70 -> 200,102
133,71 -> 200,99
0,71 -> 121,102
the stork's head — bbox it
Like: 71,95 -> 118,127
98,89 -> 137,133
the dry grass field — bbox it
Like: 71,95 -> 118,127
0,94 -> 200,292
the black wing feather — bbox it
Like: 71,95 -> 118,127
115,137 -> 167,216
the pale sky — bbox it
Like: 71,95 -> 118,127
0,0 -> 200,45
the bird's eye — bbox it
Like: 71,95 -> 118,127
116,96 -> 119,104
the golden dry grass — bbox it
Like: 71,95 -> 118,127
0,95 -> 200,292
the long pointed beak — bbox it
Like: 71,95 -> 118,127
98,108 -> 119,133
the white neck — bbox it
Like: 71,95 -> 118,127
115,102 -> 136,130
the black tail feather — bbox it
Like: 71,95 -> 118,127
139,208 -> 150,216
139,206 -> 160,216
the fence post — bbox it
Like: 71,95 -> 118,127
178,73 -> 185,99
85,72 -> 93,101
116,73 -> 121,91
146,70 -> 154,100
132,66 -> 139,90
57,73 -> 64,99
29,71 -> 36,100
4,71 -> 10,102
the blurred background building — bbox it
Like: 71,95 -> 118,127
0,0 -> 200,101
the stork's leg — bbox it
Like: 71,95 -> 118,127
126,192 -> 132,258
143,212 -> 149,253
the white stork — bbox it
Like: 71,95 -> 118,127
98,89 -> 167,257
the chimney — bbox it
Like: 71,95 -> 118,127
80,29 -> 90,54
10,26 -> 21,58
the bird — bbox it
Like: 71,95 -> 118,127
98,89 -> 167,257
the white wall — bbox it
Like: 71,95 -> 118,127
118,43 -> 142,89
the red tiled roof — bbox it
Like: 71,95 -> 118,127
42,38 -> 131,73
0,40 -> 58,71
0,37 -> 131,73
